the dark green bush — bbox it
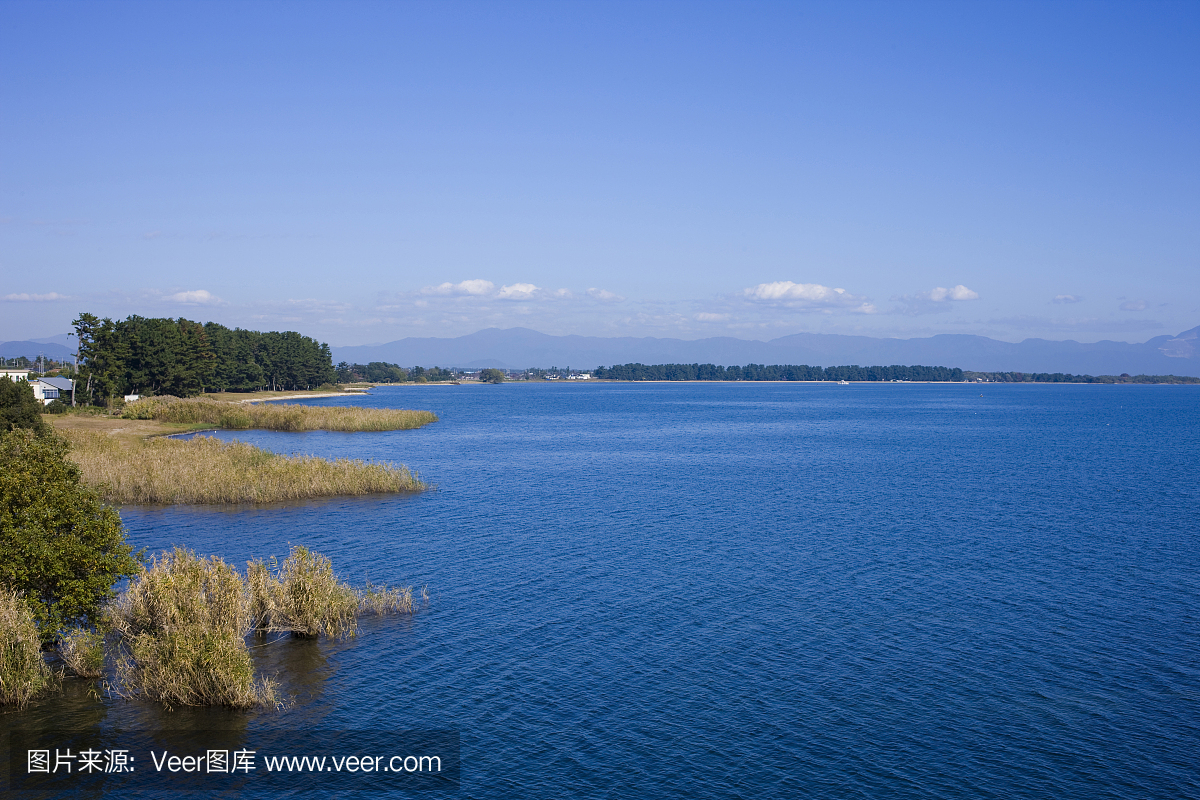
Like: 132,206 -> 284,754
0,377 -> 48,433
0,430 -> 140,644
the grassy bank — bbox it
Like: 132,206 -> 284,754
46,412 -> 213,444
60,430 -> 425,504
123,396 -> 437,432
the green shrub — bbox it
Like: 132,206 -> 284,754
0,588 -> 56,706
0,376 -> 48,433
0,430 -> 140,644
44,399 -> 69,414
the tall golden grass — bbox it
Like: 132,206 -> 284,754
249,547 -> 359,639
5,545 -> 416,709
0,588 -> 57,706
108,549 -> 278,709
61,430 -> 425,504
248,547 -> 414,639
123,396 -> 437,432
107,546 -> 415,708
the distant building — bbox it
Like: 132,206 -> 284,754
30,376 -> 74,405
1,369 -> 31,382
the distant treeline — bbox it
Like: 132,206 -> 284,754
73,313 -> 336,402
590,362 -> 1200,384
335,362 -> 455,383
592,363 -> 965,382
962,371 -> 1200,384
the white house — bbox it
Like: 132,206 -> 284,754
30,377 -> 74,405
0,369 -> 31,382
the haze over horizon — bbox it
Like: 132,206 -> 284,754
3,2 -> 1197,348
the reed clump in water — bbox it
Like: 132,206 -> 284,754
58,627 -> 106,678
0,588 -> 57,706
108,549 -> 279,709
7,545 -> 416,709
61,430 -> 425,504
248,547 -> 360,639
359,582 -> 415,616
122,396 -> 437,432
248,547 -> 414,639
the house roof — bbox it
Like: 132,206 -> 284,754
36,376 -> 74,391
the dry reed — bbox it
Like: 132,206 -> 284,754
58,627 -> 106,678
248,547 -> 416,636
109,549 -> 278,709
123,396 -> 437,432
7,544 -> 418,710
249,547 -> 359,638
61,430 -> 425,504
0,588 -> 56,706
359,582 -> 414,616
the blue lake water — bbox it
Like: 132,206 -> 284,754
9,382 -> 1200,798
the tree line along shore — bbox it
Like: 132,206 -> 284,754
71,313 -> 340,400
589,362 -> 1200,383
4,310 -> 442,504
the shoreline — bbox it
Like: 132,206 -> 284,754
240,390 -> 369,404
525,379 -> 1199,385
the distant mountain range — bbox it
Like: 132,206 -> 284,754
7,325 -> 1197,376
332,325 -> 1200,377
0,335 -> 75,361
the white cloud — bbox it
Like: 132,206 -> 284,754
164,289 -> 224,305
587,288 -> 624,302
742,281 -> 874,313
497,283 -> 540,299
3,292 -> 67,302
694,312 -> 730,322
1052,294 -> 1083,304
422,279 -> 495,296
745,281 -> 843,302
1120,300 -> 1147,311
892,284 -> 978,315
928,285 -> 979,302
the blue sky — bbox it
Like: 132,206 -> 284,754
2,0 -> 1197,346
